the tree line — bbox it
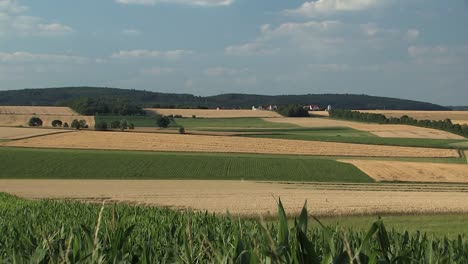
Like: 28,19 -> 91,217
329,109 -> 468,138
66,97 -> 146,116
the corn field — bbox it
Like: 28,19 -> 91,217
0,193 -> 467,263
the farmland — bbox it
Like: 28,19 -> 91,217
0,127 -> 73,140
0,106 -> 94,127
0,147 -> 371,182
146,108 -> 282,118
360,110 -> 468,125
341,160 -> 468,183
1,193 -> 467,263
265,117 -> 465,139
3,130 -> 460,157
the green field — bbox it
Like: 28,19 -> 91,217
231,127 -> 468,149
174,117 -> 295,129
1,193 -> 466,262
0,147 -> 372,182
321,214 -> 468,238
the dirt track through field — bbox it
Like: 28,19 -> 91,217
2,131 -> 459,158
2,180 -> 468,216
265,118 -> 464,139
341,160 -> 468,183
146,108 -> 282,118
0,127 -> 74,140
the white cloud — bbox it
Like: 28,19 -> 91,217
111,49 -> 193,60
405,29 -> 420,41
122,28 -> 141,35
0,51 -> 89,64
142,66 -> 176,75
0,1 -> 72,37
0,0 -> 28,13
286,0 -> 389,17
115,0 -> 234,7
226,21 -> 402,56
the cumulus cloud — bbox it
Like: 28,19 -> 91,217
0,0 -> 72,37
226,21 -> 402,56
0,51 -> 89,64
111,49 -> 193,60
286,0 -> 390,17
115,0 -> 234,7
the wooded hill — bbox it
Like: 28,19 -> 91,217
0,87 -> 449,112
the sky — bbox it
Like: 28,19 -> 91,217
0,0 -> 467,105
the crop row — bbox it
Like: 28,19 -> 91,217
0,193 -> 467,263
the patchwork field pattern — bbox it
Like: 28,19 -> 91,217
3,131 -> 460,158
2,180 -> 468,216
146,108 -> 282,118
360,110 -> 468,125
265,117 -> 464,139
341,160 -> 468,183
0,127 -> 73,140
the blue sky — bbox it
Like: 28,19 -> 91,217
0,0 -> 467,105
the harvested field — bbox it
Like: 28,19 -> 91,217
2,131 -> 460,158
146,108 -> 281,118
0,114 -> 94,127
265,117 -> 464,139
0,127 -> 73,140
0,106 -> 77,115
359,110 -> 468,125
341,160 -> 468,183
2,180 -> 468,216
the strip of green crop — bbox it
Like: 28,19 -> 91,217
242,133 -> 468,149
0,147 -> 373,182
0,193 -> 466,263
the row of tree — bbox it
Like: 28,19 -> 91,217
329,109 -> 468,138
28,117 -> 88,129
94,120 -> 136,131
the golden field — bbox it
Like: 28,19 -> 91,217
265,117 -> 465,139
146,108 -> 282,118
0,127 -> 73,140
0,106 -> 93,127
1,180 -> 468,216
2,130 -> 459,158
341,160 -> 468,183
0,106 -> 77,115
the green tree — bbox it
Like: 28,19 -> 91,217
63,122 -> 69,128
71,119 -> 81,130
179,127 -> 185,134
51,120 -> 63,127
28,117 -> 43,127
156,116 -> 170,128
94,121 -> 108,131
120,119 -> 128,131
129,123 -> 135,129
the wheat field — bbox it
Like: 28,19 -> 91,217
2,130 -> 459,158
0,106 -> 77,115
264,117 -> 464,139
1,180 -> 468,216
341,160 -> 468,183
0,127 -> 73,140
146,108 -> 282,118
